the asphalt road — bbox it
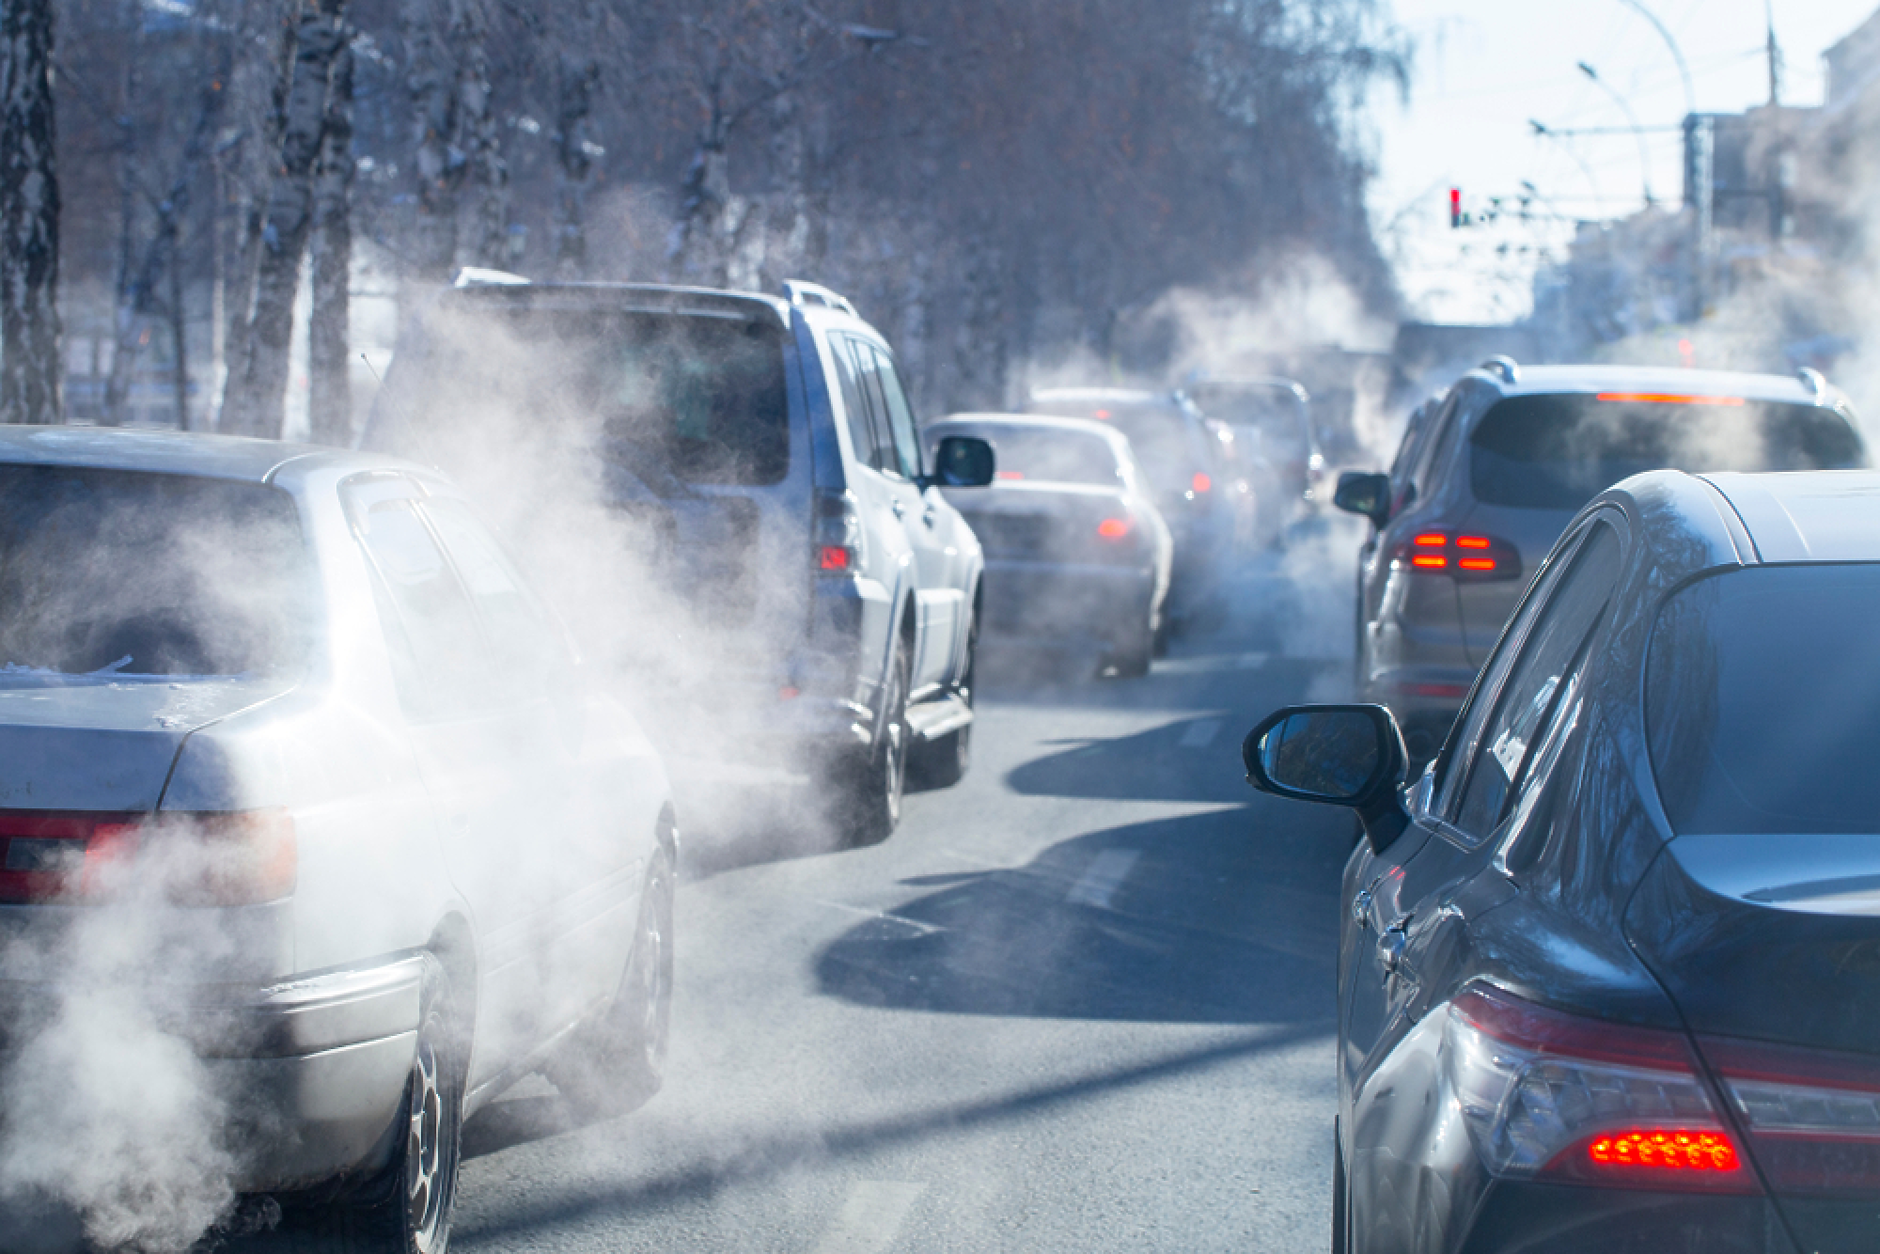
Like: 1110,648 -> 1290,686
433,547 -> 1361,1254
220,537 -> 1365,1254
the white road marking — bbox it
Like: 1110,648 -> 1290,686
1065,849 -> 1141,910
814,899 -> 944,937
1179,719 -> 1222,748
1236,652 -> 1270,669
808,1181 -> 928,1254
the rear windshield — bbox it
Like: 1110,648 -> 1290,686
1647,565 -> 1880,834
1029,401 -> 1192,486
0,466 -> 313,677
968,428 -> 1120,486
1185,385 -> 1310,460
1470,394 -> 1863,510
385,305 -> 790,488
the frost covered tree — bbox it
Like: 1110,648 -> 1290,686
0,0 -> 62,425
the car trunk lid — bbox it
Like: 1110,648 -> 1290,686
1628,835 -> 1880,1251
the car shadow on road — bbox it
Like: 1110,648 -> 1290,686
815,803 -> 1353,1025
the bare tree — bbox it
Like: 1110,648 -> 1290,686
552,52 -> 600,278
0,0 -> 63,425
308,23 -> 354,445
225,0 -> 351,437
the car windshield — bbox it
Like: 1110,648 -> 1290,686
970,428 -> 1120,486
392,305 -> 791,488
1471,393 -> 1864,511
0,466 -> 313,678
1647,564 -> 1880,835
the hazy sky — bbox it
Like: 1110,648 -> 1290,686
1368,0 -> 1878,324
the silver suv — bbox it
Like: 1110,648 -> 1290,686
365,275 -> 995,842
1336,359 -> 1867,761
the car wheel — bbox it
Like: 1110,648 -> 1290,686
843,638 -> 909,845
1151,611 -> 1171,659
1107,619 -> 1153,679
335,957 -> 464,1254
1332,1119 -> 1349,1254
548,850 -> 675,1115
910,617 -> 974,790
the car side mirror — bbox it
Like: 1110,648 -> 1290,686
1242,704 -> 1410,853
1333,471 -> 1391,529
931,435 -> 996,488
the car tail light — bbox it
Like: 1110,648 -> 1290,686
1098,517 -> 1131,540
1596,392 -> 1746,407
1444,984 -> 1758,1194
1704,1036 -> 1880,1196
815,488 -> 865,575
1393,532 -> 1522,581
0,809 -> 295,906
1191,472 -> 1212,495
996,470 -> 1025,480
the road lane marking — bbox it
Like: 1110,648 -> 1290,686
814,899 -> 944,937
1065,849 -> 1141,910
809,1181 -> 928,1254
1179,719 -> 1221,748
1236,652 -> 1270,669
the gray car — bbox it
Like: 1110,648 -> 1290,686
1335,359 -> 1867,761
923,414 -> 1173,676
0,426 -> 673,1252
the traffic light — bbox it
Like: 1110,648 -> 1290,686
1450,187 -> 1462,229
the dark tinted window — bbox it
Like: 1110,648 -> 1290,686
830,336 -> 883,471
962,427 -> 1120,486
851,342 -> 912,479
1647,564 -> 1880,835
1471,394 -> 1863,510
386,305 -> 790,487
1453,524 -> 1620,836
0,466 -> 312,677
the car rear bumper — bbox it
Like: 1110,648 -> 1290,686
1459,1180 -> 1795,1253
1,956 -> 424,1193
981,559 -> 1156,642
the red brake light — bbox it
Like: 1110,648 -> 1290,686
1588,1130 -> 1741,1174
1097,518 -> 1131,539
996,470 -> 1025,480
818,545 -> 852,572
1456,535 -> 1491,549
0,810 -> 295,906
1459,557 -> 1496,571
1413,532 -> 1447,547
1093,409 -> 1112,420
1396,532 -> 1520,581
1192,472 -> 1212,494
1411,554 -> 1447,569
1596,392 -> 1746,406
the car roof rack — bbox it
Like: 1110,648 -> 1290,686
453,266 -> 530,288
1796,366 -> 1829,401
1478,356 -> 1520,385
782,279 -> 858,317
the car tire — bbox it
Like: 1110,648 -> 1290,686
1108,619 -> 1153,679
333,957 -> 464,1254
1332,1119 -> 1349,1254
910,617 -> 975,791
1151,612 -> 1171,659
547,850 -> 675,1115
842,638 -> 909,845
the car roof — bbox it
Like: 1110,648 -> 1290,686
1702,469 -> 1880,563
0,425 -> 419,487
1482,363 -> 1838,408
1028,386 -> 1173,407
928,413 -> 1126,446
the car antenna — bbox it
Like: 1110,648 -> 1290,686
359,351 -> 447,467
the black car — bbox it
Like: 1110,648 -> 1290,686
1243,467 -> 1880,1254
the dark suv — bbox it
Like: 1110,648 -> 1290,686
364,274 -> 995,841
1335,359 -> 1867,761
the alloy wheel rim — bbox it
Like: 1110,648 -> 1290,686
407,1032 -> 446,1251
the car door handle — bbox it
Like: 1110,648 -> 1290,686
891,499 -> 907,519
922,505 -> 938,527
1352,887 -> 1373,926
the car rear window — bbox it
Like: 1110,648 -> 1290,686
966,428 -> 1120,486
1470,394 -> 1864,510
1647,564 -> 1880,835
392,304 -> 791,488
1029,401 -> 1193,487
1185,385 -> 1310,461
0,466 -> 313,677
